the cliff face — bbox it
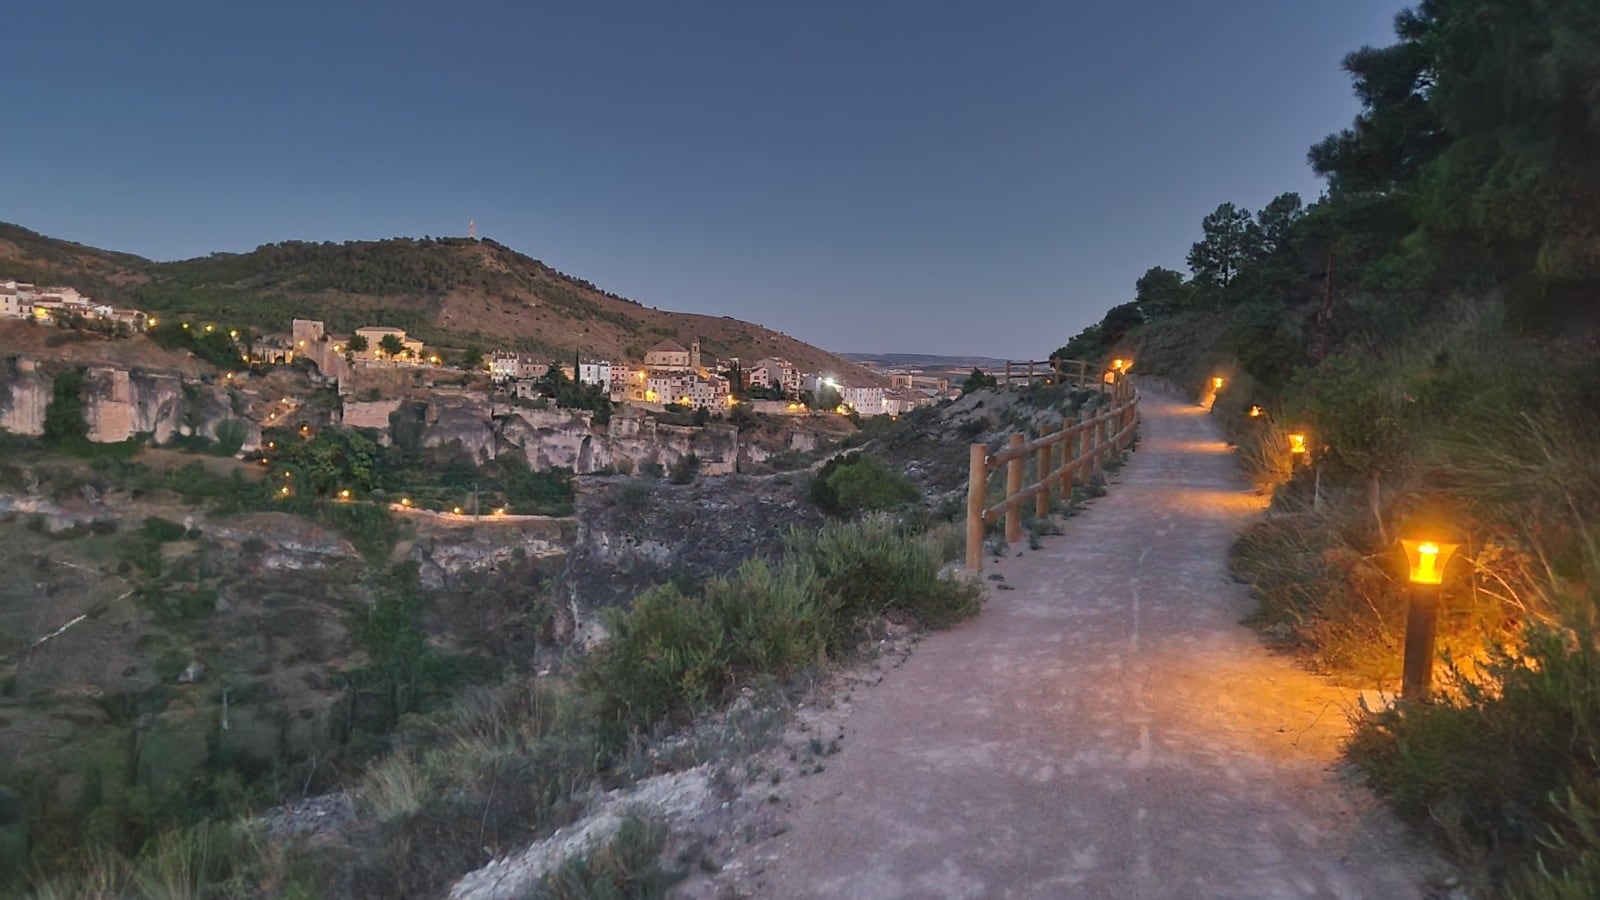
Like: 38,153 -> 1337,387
0,357 -> 260,449
0,357 -> 48,436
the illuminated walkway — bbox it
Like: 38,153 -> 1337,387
735,387 -> 1449,898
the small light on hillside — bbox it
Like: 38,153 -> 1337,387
148,317 -> 158,327
279,485 -> 292,496
1288,433 -> 1307,455
1211,376 -> 1224,390
204,324 -> 214,333
338,489 -> 351,500
1248,405 -> 1262,418
400,497 -> 412,507
182,322 -> 190,330
452,506 -> 463,516
229,329 -> 238,339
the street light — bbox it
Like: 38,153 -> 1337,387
1211,376 -> 1224,390
1398,536 -> 1463,699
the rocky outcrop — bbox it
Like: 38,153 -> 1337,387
552,473 -> 823,639
0,357 -> 47,436
0,357 -> 260,450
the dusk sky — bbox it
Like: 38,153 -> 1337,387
3,1 -> 1407,358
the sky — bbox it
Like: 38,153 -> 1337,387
2,1 -> 1409,358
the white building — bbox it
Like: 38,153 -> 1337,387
578,360 -> 614,392
0,281 -> 33,319
840,385 -> 885,416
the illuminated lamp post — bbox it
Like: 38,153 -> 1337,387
1398,537 -> 1462,700
1287,432 -> 1309,467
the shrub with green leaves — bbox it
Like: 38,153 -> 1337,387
810,452 -> 919,517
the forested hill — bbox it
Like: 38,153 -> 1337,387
1048,3 -> 1600,895
0,222 -> 882,382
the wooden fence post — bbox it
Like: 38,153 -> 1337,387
1005,432 -> 1025,544
966,444 -> 987,572
1060,415 -> 1076,498
1035,424 -> 1053,519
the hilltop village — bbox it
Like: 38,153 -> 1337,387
1,277 -> 949,417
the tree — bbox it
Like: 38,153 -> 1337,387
378,334 -> 405,357
1256,193 -> 1305,257
961,368 -> 997,393
1133,267 -> 1192,316
43,368 -> 87,445
1187,202 -> 1262,301
459,345 -> 484,370
346,334 -> 368,353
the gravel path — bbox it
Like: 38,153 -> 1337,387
732,387 -> 1450,899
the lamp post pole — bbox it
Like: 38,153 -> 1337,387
1401,583 -> 1440,700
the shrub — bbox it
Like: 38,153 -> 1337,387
668,453 -> 699,485
786,518 -> 980,651
810,453 -> 919,517
535,816 -> 678,899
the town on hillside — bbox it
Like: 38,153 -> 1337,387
1,277 -> 954,417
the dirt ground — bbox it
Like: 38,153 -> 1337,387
702,387 -> 1457,899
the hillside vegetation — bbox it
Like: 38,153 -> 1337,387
0,224 -> 882,383
1056,3 -> 1600,895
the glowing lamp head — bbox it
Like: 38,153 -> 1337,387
229,329 -> 238,338
1211,376 -> 1224,390
205,324 -> 214,333
339,489 -> 351,500
1288,433 -> 1308,455
1248,406 -> 1262,418
1400,538 -> 1461,586
452,506 -> 463,516
147,317 -> 158,327
279,486 -> 291,496
400,497 -> 411,507
1112,358 -> 1125,371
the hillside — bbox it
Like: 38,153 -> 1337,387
0,223 -> 883,384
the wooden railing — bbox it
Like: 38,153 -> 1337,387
964,374 -> 1139,571
995,358 -> 1098,388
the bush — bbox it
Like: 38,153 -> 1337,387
810,453 -> 919,517
668,453 -> 699,485
535,816 -> 678,899
787,518 -> 980,652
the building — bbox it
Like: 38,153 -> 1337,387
355,326 -> 425,361
840,385 -> 885,416
883,388 -> 935,416
0,281 -> 33,319
577,360 -> 614,393
644,371 -> 729,410
644,339 -> 690,371
490,351 -> 522,383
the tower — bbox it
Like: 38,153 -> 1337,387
468,219 -> 477,239
690,339 -> 702,373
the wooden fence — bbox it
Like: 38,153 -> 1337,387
964,373 -> 1139,571
997,358 -> 1096,388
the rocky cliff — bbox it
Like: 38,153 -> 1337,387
0,356 -> 260,449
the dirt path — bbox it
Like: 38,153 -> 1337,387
724,388 -> 1450,899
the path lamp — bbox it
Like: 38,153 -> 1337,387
1398,537 -> 1462,700
1211,376 -> 1224,390
1287,432 -> 1309,465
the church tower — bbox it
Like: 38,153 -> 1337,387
690,339 -> 702,373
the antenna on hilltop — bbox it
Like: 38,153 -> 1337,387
468,219 -> 477,239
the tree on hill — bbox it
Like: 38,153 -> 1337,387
459,346 -> 484,370
1133,267 -> 1193,316
346,334 -> 368,353
1187,202 -> 1263,303
378,334 -> 405,358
